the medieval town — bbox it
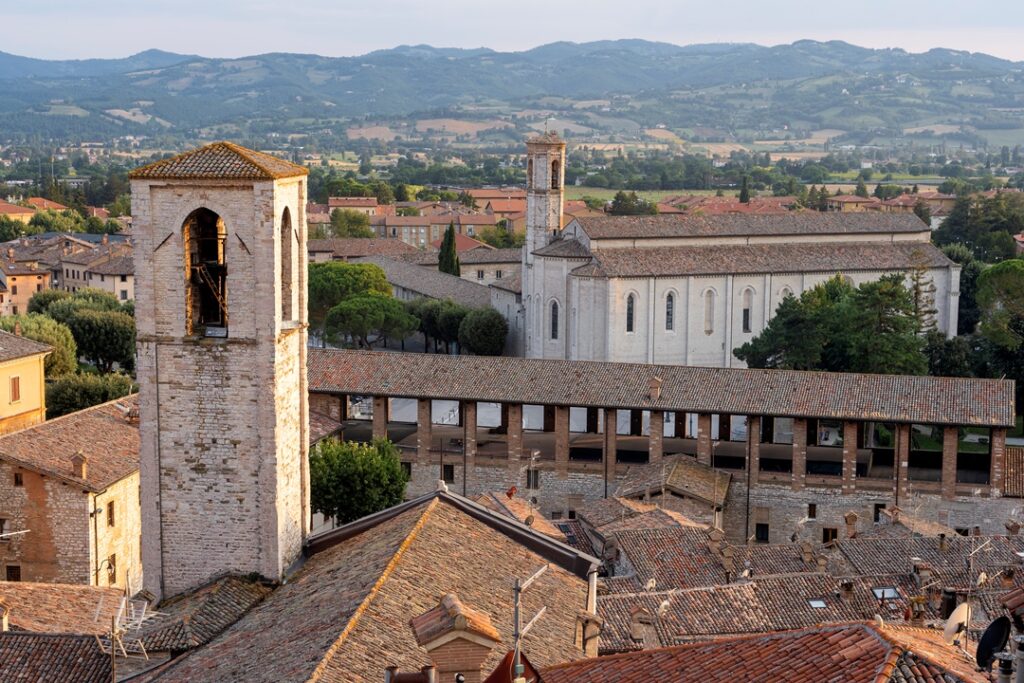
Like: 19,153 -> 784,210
5,5 -> 1024,683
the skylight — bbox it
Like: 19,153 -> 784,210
872,587 -> 899,600
808,599 -> 827,608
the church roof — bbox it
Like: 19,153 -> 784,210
533,238 -> 592,258
129,142 -> 308,181
307,348 -> 1015,427
573,212 -> 929,240
574,241 -> 953,278
355,255 -> 493,308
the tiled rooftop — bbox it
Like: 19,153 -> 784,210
474,491 -> 566,541
616,455 -> 731,507
307,238 -> 420,259
355,256 -> 493,308
0,633 -> 110,683
307,349 -> 1015,427
129,142 -> 308,181
401,247 -> 522,266
0,328 -> 51,364
0,395 -> 140,491
0,581 -> 124,635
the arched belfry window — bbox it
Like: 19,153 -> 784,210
280,207 -> 294,322
551,159 -> 561,190
550,300 -> 559,340
742,287 -> 754,333
626,294 -> 635,333
665,293 -> 675,331
703,289 -> 715,335
183,208 -> 227,336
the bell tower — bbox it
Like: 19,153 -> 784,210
523,132 -> 565,358
130,142 -> 310,601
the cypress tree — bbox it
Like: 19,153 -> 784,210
438,223 -> 460,277
739,175 -> 751,203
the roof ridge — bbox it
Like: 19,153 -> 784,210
307,498 -> 439,683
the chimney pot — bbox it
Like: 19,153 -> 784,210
939,533 -> 948,551
648,376 -> 663,401
13,322 -> 21,336
1006,520 -> 1021,536
71,450 -> 88,479
6,247 -> 12,259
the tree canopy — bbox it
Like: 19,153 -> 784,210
933,193 -> 1024,262
309,438 -> 409,525
0,314 -> 77,377
324,294 -> 418,349
308,262 -> 391,343
42,289 -> 134,373
609,191 -> 658,215
46,372 -> 134,418
977,259 -> 1024,349
458,307 -> 509,356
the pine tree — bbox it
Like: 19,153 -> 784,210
912,184 -> 919,194
855,178 -> 869,198
739,176 -> 751,203
908,249 -> 938,333
438,223 -> 460,277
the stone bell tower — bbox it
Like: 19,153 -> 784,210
523,132 -> 565,358
130,142 -> 310,601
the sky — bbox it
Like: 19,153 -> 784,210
3,0 -> 1024,61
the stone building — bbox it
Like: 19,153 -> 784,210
0,396 -> 142,590
130,141 -> 310,601
519,135 -> 959,366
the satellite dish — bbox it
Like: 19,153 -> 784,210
874,614 -> 885,628
645,577 -> 657,591
524,514 -> 535,527
977,571 -> 988,587
658,599 -> 670,616
943,603 -> 972,644
976,616 -> 1011,669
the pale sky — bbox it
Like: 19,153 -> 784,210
3,0 -> 1024,62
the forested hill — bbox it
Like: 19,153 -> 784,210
1,39 -> 1022,142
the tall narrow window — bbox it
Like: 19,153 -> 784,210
550,301 -> 559,340
280,207 -> 294,322
665,293 -> 674,331
183,208 -> 227,335
742,288 -> 753,333
626,294 -> 635,333
551,159 -> 561,189
704,290 -> 715,335
9,376 -> 19,403
527,158 -> 534,188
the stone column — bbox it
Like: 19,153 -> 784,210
554,406 -> 570,478
649,411 -> 664,463
841,421 -> 858,494
747,416 -> 761,486
895,424 -> 910,503
942,426 -> 958,501
372,396 -> 388,440
603,408 -> 617,498
417,399 -> 432,461
463,401 -> 477,493
791,418 -> 807,491
991,428 -> 1007,496
696,413 -> 712,466
506,403 -> 523,464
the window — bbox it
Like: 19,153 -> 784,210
400,462 -> 412,478
873,504 -> 886,523
10,306 -> 16,315
36,284 -> 41,292
808,599 -> 827,609
871,586 -> 900,601
280,207 -> 294,322
550,301 -> 559,340
9,376 -> 19,403
477,269 -> 485,280
527,469 -> 540,489
10,285 -> 16,296
703,290 -> 715,335
551,159 -> 561,189
496,270 -> 503,279
626,294 -> 635,333
742,288 -> 753,333
807,503 -> 817,520
120,290 -> 128,301
107,554 -> 117,585
442,464 -> 455,484
568,509 -> 577,520
0,518 -> 5,535
755,523 -> 769,543
665,293 -> 674,331
6,565 -> 21,582
107,501 -> 115,527
100,274 -> 105,283
780,286 -> 793,300
120,275 -> 127,283
527,158 -> 534,187
13,472 -> 22,487
183,207 -> 228,335
822,527 -> 838,543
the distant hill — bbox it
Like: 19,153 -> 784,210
1,39 -> 1022,144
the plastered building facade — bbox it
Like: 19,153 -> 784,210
131,143 -> 310,600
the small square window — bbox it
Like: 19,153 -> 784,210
120,290 -> 128,301
568,509 -> 577,520
6,565 -> 21,581
0,518 -> 6,535
496,270 -> 503,279
442,464 -> 455,484
808,599 -> 827,609
120,275 -> 127,283
807,503 -> 817,520
822,527 -> 838,543
10,376 -> 20,403
14,472 -> 23,487
755,523 -> 770,543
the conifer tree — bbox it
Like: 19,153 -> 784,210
438,223 -> 460,277
855,178 -> 869,198
739,176 -> 751,203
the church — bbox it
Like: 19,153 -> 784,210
520,134 -> 960,366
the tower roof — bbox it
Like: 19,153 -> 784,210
129,141 -> 308,181
526,131 -> 565,146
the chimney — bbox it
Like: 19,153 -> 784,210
939,533 -> 948,551
6,247 -> 12,259
1004,568 -> 1017,589
0,600 -> 8,632
844,512 -> 859,539
1006,520 -> 1021,536
707,527 -> 724,554
409,594 -> 501,683
839,580 -> 854,601
629,607 -> 657,649
800,541 -> 814,565
913,562 -> 933,588
577,611 -> 603,657
973,525 -> 982,537
648,376 -> 662,401
71,450 -> 88,480
12,322 -> 21,337
101,233 -> 109,245
384,666 -> 436,683
908,596 -> 926,626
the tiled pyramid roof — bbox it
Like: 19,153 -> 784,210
129,142 -> 308,181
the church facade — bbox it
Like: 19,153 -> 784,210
521,136 -> 960,366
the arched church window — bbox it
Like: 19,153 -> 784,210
280,207 -> 294,322
665,293 -> 674,331
626,294 -> 635,333
527,158 -> 534,189
183,208 -> 227,336
780,286 -> 793,299
703,289 -> 715,335
742,287 -> 754,333
551,159 -> 561,190
550,300 -> 559,340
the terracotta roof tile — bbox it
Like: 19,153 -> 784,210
307,349 -> 1015,428
0,328 -> 51,364
129,142 -> 308,181
0,633 -> 110,683
0,582 -> 124,634
354,256 -> 493,308
409,593 -> 502,646
307,238 -> 420,259
616,455 -> 731,507
0,200 -> 34,216
474,491 -> 566,541
401,248 -> 521,266
26,197 -> 69,211
1004,447 -> 1024,497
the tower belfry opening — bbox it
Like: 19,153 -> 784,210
183,208 -> 227,335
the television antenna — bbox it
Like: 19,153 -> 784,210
0,529 -> 29,540
93,590 -> 164,682
512,565 -> 548,680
